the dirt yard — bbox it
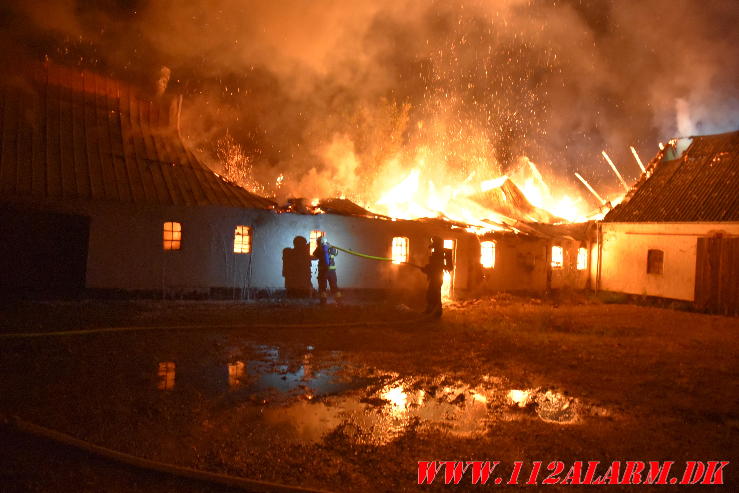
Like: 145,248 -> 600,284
0,295 -> 737,491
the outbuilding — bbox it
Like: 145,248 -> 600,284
596,131 -> 739,314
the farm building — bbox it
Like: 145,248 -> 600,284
0,61 -> 601,301
596,130 -> 739,314
0,62 -> 494,300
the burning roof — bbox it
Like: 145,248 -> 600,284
605,130 -> 739,222
0,62 -> 275,210
467,177 -> 562,224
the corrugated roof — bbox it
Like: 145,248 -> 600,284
605,130 -> 739,222
0,62 -> 275,210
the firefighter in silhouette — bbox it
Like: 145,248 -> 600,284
312,235 -> 341,305
422,236 -> 453,318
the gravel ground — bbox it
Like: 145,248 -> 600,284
1,295 -> 737,491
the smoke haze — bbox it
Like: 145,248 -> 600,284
1,0 -> 737,206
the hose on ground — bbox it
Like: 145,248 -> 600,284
3,415 -> 332,493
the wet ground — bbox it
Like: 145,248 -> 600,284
1,295 -> 738,491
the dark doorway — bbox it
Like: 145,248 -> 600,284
0,206 -> 90,298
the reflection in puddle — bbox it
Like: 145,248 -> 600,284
157,361 -> 175,390
535,390 -> 578,423
507,389 -> 531,407
227,361 -> 245,388
257,377 -> 589,446
150,344 -> 600,448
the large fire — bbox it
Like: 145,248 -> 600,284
367,154 -> 597,231
217,125 -> 631,231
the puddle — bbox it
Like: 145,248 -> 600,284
156,344 -> 360,402
145,343 -> 606,447
99,345 -> 609,445
252,377 -> 594,446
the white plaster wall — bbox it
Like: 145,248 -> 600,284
249,213 -> 474,291
79,201 -> 475,293
474,235 -> 549,293
599,222 -> 739,301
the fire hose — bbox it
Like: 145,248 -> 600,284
331,245 -> 423,270
2,415 -> 333,493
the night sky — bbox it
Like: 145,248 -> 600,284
1,0 -> 737,204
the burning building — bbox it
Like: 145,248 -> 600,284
596,131 -> 739,315
2,62 -> 735,313
0,62 -> 495,300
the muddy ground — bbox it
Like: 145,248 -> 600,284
0,295 -> 737,492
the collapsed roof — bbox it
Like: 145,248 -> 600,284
467,177 -> 562,223
0,62 -> 275,210
606,130 -> 739,222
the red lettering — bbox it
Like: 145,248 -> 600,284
562,461 -> 584,485
443,461 -> 470,485
581,461 -> 602,484
417,461 -> 444,484
620,461 -> 645,484
644,461 -> 673,484
701,461 -> 729,485
607,462 -> 622,484
592,462 -> 620,484
467,461 -> 499,485
681,461 -> 706,485
542,461 -> 565,485
508,461 -> 523,484
527,461 -> 542,485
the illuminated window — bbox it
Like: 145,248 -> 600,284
442,239 -> 455,301
551,246 -> 564,269
163,221 -> 181,250
647,249 -> 664,274
480,241 -> 496,268
233,226 -> 252,253
228,361 -> 245,388
391,237 -> 409,264
157,361 -> 175,390
309,230 -> 325,254
576,248 -> 587,270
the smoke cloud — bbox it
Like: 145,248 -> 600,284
1,0 -> 737,205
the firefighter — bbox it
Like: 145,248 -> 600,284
312,235 -> 342,305
422,236 -> 453,318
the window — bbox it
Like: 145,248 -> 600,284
551,246 -> 564,269
576,248 -> 588,270
442,239 -> 455,301
480,241 -> 496,268
391,237 -> 409,264
647,249 -> 664,274
157,361 -> 175,390
309,230 -> 325,254
228,361 -> 245,388
163,221 -> 181,250
233,226 -> 252,253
